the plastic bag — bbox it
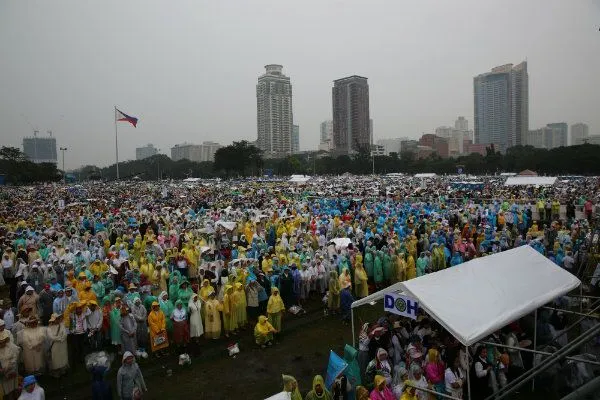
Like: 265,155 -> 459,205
85,351 -> 113,371
227,343 -> 240,356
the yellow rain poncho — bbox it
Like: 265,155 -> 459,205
282,374 -> 302,400
254,315 -> 275,345
305,375 -> 333,400
267,288 -> 285,332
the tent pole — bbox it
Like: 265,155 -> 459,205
466,345 -> 471,400
532,309 -> 537,392
351,308 -> 356,348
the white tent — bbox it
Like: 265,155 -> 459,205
289,175 -> 311,183
414,173 -> 437,178
504,176 -> 557,186
352,246 -> 580,346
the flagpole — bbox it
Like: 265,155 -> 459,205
114,106 -> 119,180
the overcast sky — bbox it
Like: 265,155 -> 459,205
1,0 -> 599,168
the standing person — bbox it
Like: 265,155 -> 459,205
147,302 -> 168,358
17,375 -> 45,400
68,302 -> 90,365
119,307 -> 138,355
117,352 -> 147,400
91,366 -> 113,400
245,280 -> 260,323
369,375 -> 395,400
38,285 -> 53,326
328,271 -> 341,314
470,346 -> 492,399
110,298 -> 123,351
158,292 -> 174,335
17,316 -> 46,375
47,313 -> 69,377
188,294 -> 204,343
444,355 -> 464,399
203,292 -> 222,340
87,300 -> 103,351
171,300 -> 189,350
305,375 -> 333,400
281,374 -> 302,400
222,285 -> 236,338
424,349 -> 445,397
233,282 -> 247,330
131,298 -> 148,358
267,287 -> 285,335
17,286 -> 40,318
0,329 -> 19,399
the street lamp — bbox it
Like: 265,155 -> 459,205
59,147 -> 67,183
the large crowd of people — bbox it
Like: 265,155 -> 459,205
0,174 -> 598,399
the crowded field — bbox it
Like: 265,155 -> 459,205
0,173 -> 598,400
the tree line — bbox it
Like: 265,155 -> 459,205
4,142 -> 600,184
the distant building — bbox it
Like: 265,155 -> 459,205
22,131 -> 57,163
419,134 -> 449,158
372,144 -> 385,156
587,135 -> 600,145
256,64 -> 293,158
332,75 -> 370,155
376,138 -> 410,155
474,61 -> 528,152
400,140 -> 419,155
455,116 -> 468,131
320,120 -> 333,143
465,142 -> 494,156
523,123 -> 567,149
136,144 -> 158,160
570,123 -> 589,146
171,141 -> 222,162
291,125 -> 300,154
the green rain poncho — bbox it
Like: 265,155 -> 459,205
416,254 -> 428,277
159,291 -> 175,333
282,374 -> 302,400
373,251 -> 383,284
177,281 -> 193,312
168,275 -> 180,304
343,344 -> 362,391
109,302 -> 122,345
364,248 -> 374,279
382,249 -> 392,281
304,375 -> 333,400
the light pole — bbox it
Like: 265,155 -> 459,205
59,147 -> 67,183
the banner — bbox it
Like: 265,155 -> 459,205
324,350 -> 348,389
383,292 -> 419,320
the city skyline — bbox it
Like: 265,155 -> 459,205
1,0 -> 598,168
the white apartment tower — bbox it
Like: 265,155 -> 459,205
256,64 -> 293,158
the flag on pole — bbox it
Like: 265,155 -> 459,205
115,108 -> 138,127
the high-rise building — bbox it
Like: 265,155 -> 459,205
570,123 -> 589,146
22,131 -> 57,163
523,123 -> 567,149
332,75 -> 370,155
455,116 -> 468,131
473,61 -> 528,152
320,120 -> 333,143
171,141 -> 222,162
136,144 -> 158,160
291,125 -> 300,154
256,64 -> 293,158
546,123 -> 568,148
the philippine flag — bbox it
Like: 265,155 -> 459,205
115,108 -> 138,127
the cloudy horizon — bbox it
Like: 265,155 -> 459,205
1,0 -> 599,169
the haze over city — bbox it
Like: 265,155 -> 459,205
0,0 -> 599,168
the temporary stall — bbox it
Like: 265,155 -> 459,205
504,176 -> 557,186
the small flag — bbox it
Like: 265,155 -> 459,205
324,350 -> 348,389
115,108 -> 138,127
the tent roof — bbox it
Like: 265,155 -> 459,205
504,176 -> 556,186
352,246 -> 580,346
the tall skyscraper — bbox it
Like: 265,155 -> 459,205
473,62 -> 528,152
332,75 -> 370,155
570,123 -> 589,145
22,131 -> 57,163
256,64 -> 293,158
546,122 -> 568,148
320,120 -> 333,143
291,125 -> 300,154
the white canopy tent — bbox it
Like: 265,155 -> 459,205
504,176 -> 557,186
351,245 -> 580,347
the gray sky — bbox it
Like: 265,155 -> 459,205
1,0 -> 599,168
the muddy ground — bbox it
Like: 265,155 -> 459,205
42,299 -> 553,400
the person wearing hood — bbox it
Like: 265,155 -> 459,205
188,294 -> 204,342
369,375 -> 395,400
158,291 -> 174,334
171,299 -> 189,349
87,300 -> 103,351
204,291 -> 222,340
119,306 -> 137,355
147,301 -> 169,357
91,365 -> 113,400
254,315 -> 276,348
0,329 -> 19,398
177,280 -> 193,313
47,313 -> 68,377
17,316 -> 46,375
282,374 -> 302,400
305,375 -> 333,400
373,251 -> 383,289
109,298 -> 123,350
391,366 -> 409,399
17,286 -> 40,319
328,271 -> 341,314
131,298 -> 148,358
279,267 -> 295,308
354,260 -> 369,298
117,352 -> 146,400
222,284 -> 237,338
26,264 -> 44,293
18,375 -> 45,400
267,287 -> 285,334
365,348 -> 393,390
398,382 -> 418,400
38,284 -> 53,326
233,282 -> 248,329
